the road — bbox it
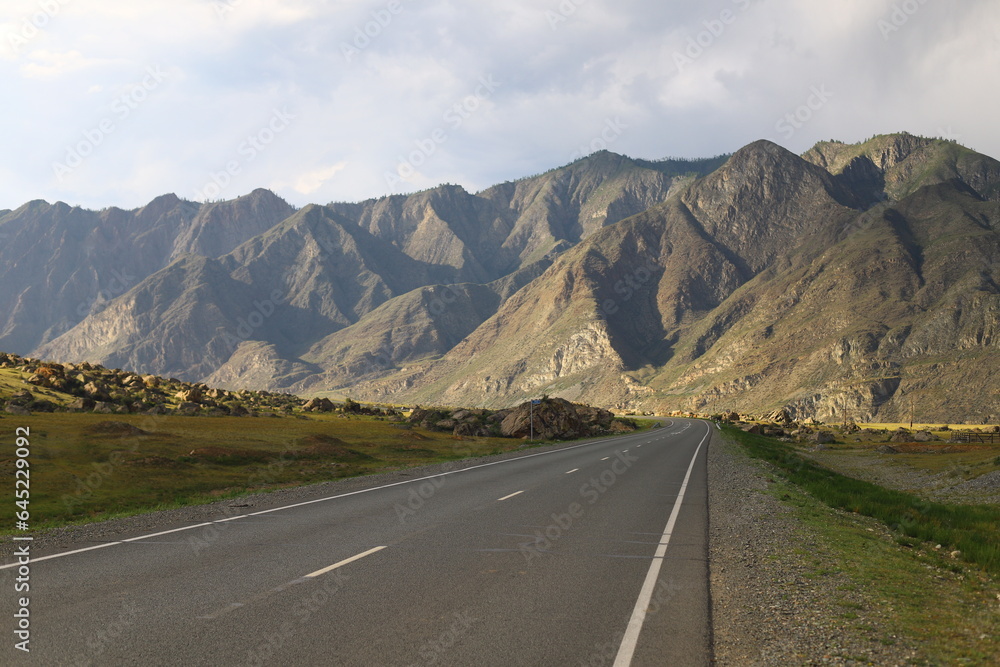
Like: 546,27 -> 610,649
2,418 -> 715,666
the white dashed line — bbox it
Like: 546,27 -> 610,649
498,491 -> 524,501
306,546 -> 387,578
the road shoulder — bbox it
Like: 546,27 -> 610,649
708,431 -> 921,665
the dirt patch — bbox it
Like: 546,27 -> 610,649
87,421 -> 149,436
127,456 -> 187,468
185,447 -> 272,465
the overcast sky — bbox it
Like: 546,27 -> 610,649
1,0 -> 998,211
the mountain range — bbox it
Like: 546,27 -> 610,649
3,133 -> 998,423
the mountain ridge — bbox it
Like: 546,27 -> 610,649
6,134 -> 999,422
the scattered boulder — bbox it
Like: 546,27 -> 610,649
83,382 -> 111,401
8,390 -> 34,406
176,388 -> 203,404
890,429 -> 911,443
913,431 -> 936,443
303,397 -> 335,412
4,404 -> 30,416
811,431 -> 835,445
740,424 -> 763,435
68,397 -> 97,411
767,409 -> 792,424
876,445 -> 900,454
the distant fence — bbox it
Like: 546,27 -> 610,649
954,432 -> 1000,444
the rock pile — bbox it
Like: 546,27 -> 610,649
407,398 -> 625,440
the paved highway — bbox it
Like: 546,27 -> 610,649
2,418 -> 715,666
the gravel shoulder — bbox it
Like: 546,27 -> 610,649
708,432 -> 922,665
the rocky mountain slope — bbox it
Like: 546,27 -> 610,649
6,134 -> 999,422
27,153 -> 720,384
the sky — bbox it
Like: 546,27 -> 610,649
1,0 -> 998,211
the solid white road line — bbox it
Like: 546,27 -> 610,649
613,421 -> 711,667
601,457 -> 610,461
305,546 -> 386,578
0,425 -> 687,570
497,491 -> 524,501
565,468 -> 579,474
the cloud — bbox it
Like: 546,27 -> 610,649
0,0 -> 998,210
290,162 -> 349,196
19,49 -> 105,78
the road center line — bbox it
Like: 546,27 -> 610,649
565,468 -> 579,474
497,491 -> 524,501
613,421 -> 711,667
306,546 -> 386,579
601,457 -> 610,461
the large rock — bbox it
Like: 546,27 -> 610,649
176,388 -> 203,404
83,381 -> 110,401
811,431 -> 835,445
68,397 -> 97,411
303,397 -> 335,412
499,398 -> 590,440
913,431 -> 936,442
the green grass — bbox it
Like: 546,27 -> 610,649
760,467 -> 1000,664
724,425 -> 1000,575
0,413 -> 542,531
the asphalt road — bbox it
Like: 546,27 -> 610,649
2,418 -> 715,666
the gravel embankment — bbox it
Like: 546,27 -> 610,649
709,434 -> 922,665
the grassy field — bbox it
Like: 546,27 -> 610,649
0,412 -> 530,531
723,425 -> 1000,575
724,425 -> 1000,663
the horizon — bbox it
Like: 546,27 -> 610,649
0,131 -> 973,212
